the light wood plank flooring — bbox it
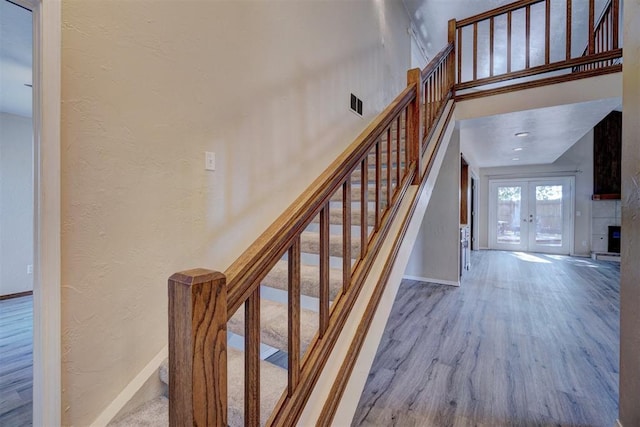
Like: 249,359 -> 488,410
353,250 -> 619,427
0,295 -> 33,426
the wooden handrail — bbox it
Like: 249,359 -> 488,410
224,84 -> 416,317
456,0 -> 543,28
168,0 -> 623,424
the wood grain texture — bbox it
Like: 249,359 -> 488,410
407,68 -> 422,185
245,288 -> 260,427
456,0 -> 543,28
353,251 -> 619,427
168,269 -> 227,427
0,295 -> 32,427
288,237 -> 301,395
455,63 -> 622,101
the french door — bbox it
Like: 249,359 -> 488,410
489,178 -> 573,254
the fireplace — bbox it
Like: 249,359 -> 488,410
608,226 -> 621,253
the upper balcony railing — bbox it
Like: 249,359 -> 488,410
452,0 -> 622,99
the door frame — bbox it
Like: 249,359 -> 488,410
488,177 -> 575,255
9,0 -> 62,425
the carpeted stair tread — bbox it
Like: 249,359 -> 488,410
300,230 -> 361,258
109,396 -> 168,427
310,205 -> 376,226
227,298 -> 319,353
263,260 -> 343,300
157,347 -> 287,426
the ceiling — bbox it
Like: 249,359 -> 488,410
403,0 -> 619,168
460,98 -> 621,168
0,0 -> 32,118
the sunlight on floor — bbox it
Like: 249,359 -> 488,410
511,252 -> 552,263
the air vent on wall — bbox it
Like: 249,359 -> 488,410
350,93 -> 363,116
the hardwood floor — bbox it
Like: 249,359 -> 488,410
0,295 -> 33,426
353,250 -> 619,427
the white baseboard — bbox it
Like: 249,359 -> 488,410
90,346 -> 168,427
403,274 -> 460,287
479,246 -> 489,250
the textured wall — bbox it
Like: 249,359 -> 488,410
60,1 -> 411,425
0,113 -> 34,296
620,0 -> 640,425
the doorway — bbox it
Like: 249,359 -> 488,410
0,1 -> 34,425
489,177 -> 574,254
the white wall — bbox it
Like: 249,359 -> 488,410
0,113 -> 33,296
60,1 -> 412,425
619,0 -> 640,424
477,130 -> 594,256
404,127 -> 461,285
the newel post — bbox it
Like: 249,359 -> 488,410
407,68 -> 423,184
169,269 -> 228,427
448,19 -> 457,91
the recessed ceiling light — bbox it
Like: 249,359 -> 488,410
515,132 -> 529,137
512,157 -> 520,161
513,147 -> 524,151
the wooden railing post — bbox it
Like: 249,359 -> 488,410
169,269 -> 227,427
448,19 -> 456,87
407,68 -> 423,184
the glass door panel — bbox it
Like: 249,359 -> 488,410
490,178 -> 572,254
497,185 -> 523,245
533,185 -> 563,246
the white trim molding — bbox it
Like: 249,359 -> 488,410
90,346 -> 168,426
616,419 -> 623,427
29,0 -> 62,426
403,275 -> 460,287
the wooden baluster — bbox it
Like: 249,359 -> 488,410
245,287 -> 260,427
431,76 -> 436,125
288,237 -> 300,395
588,0 -> 595,55
545,0 -> 551,64
342,181 -> 351,291
360,157 -> 368,257
169,269 -> 227,427
566,0 -> 572,60
473,22 -> 478,80
423,80 -> 428,136
457,26 -> 462,83
507,11 -> 512,73
396,116 -> 401,185
386,127 -> 392,208
319,203 -> 330,336
526,5 -> 531,69
407,68 -> 423,184
404,108 -> 410,174
612,0 -> 619,49
490,17 -> 494,76
448,19 -> 456,87
375,141 -> 382,227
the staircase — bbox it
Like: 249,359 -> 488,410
106,0 -> 623,425
111,128 -> 411,427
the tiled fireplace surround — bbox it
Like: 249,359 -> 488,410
592,199 -> 622,254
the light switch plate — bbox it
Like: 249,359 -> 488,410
205,152 -> 216,171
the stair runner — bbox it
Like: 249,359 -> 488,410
109,131 -> 406,426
